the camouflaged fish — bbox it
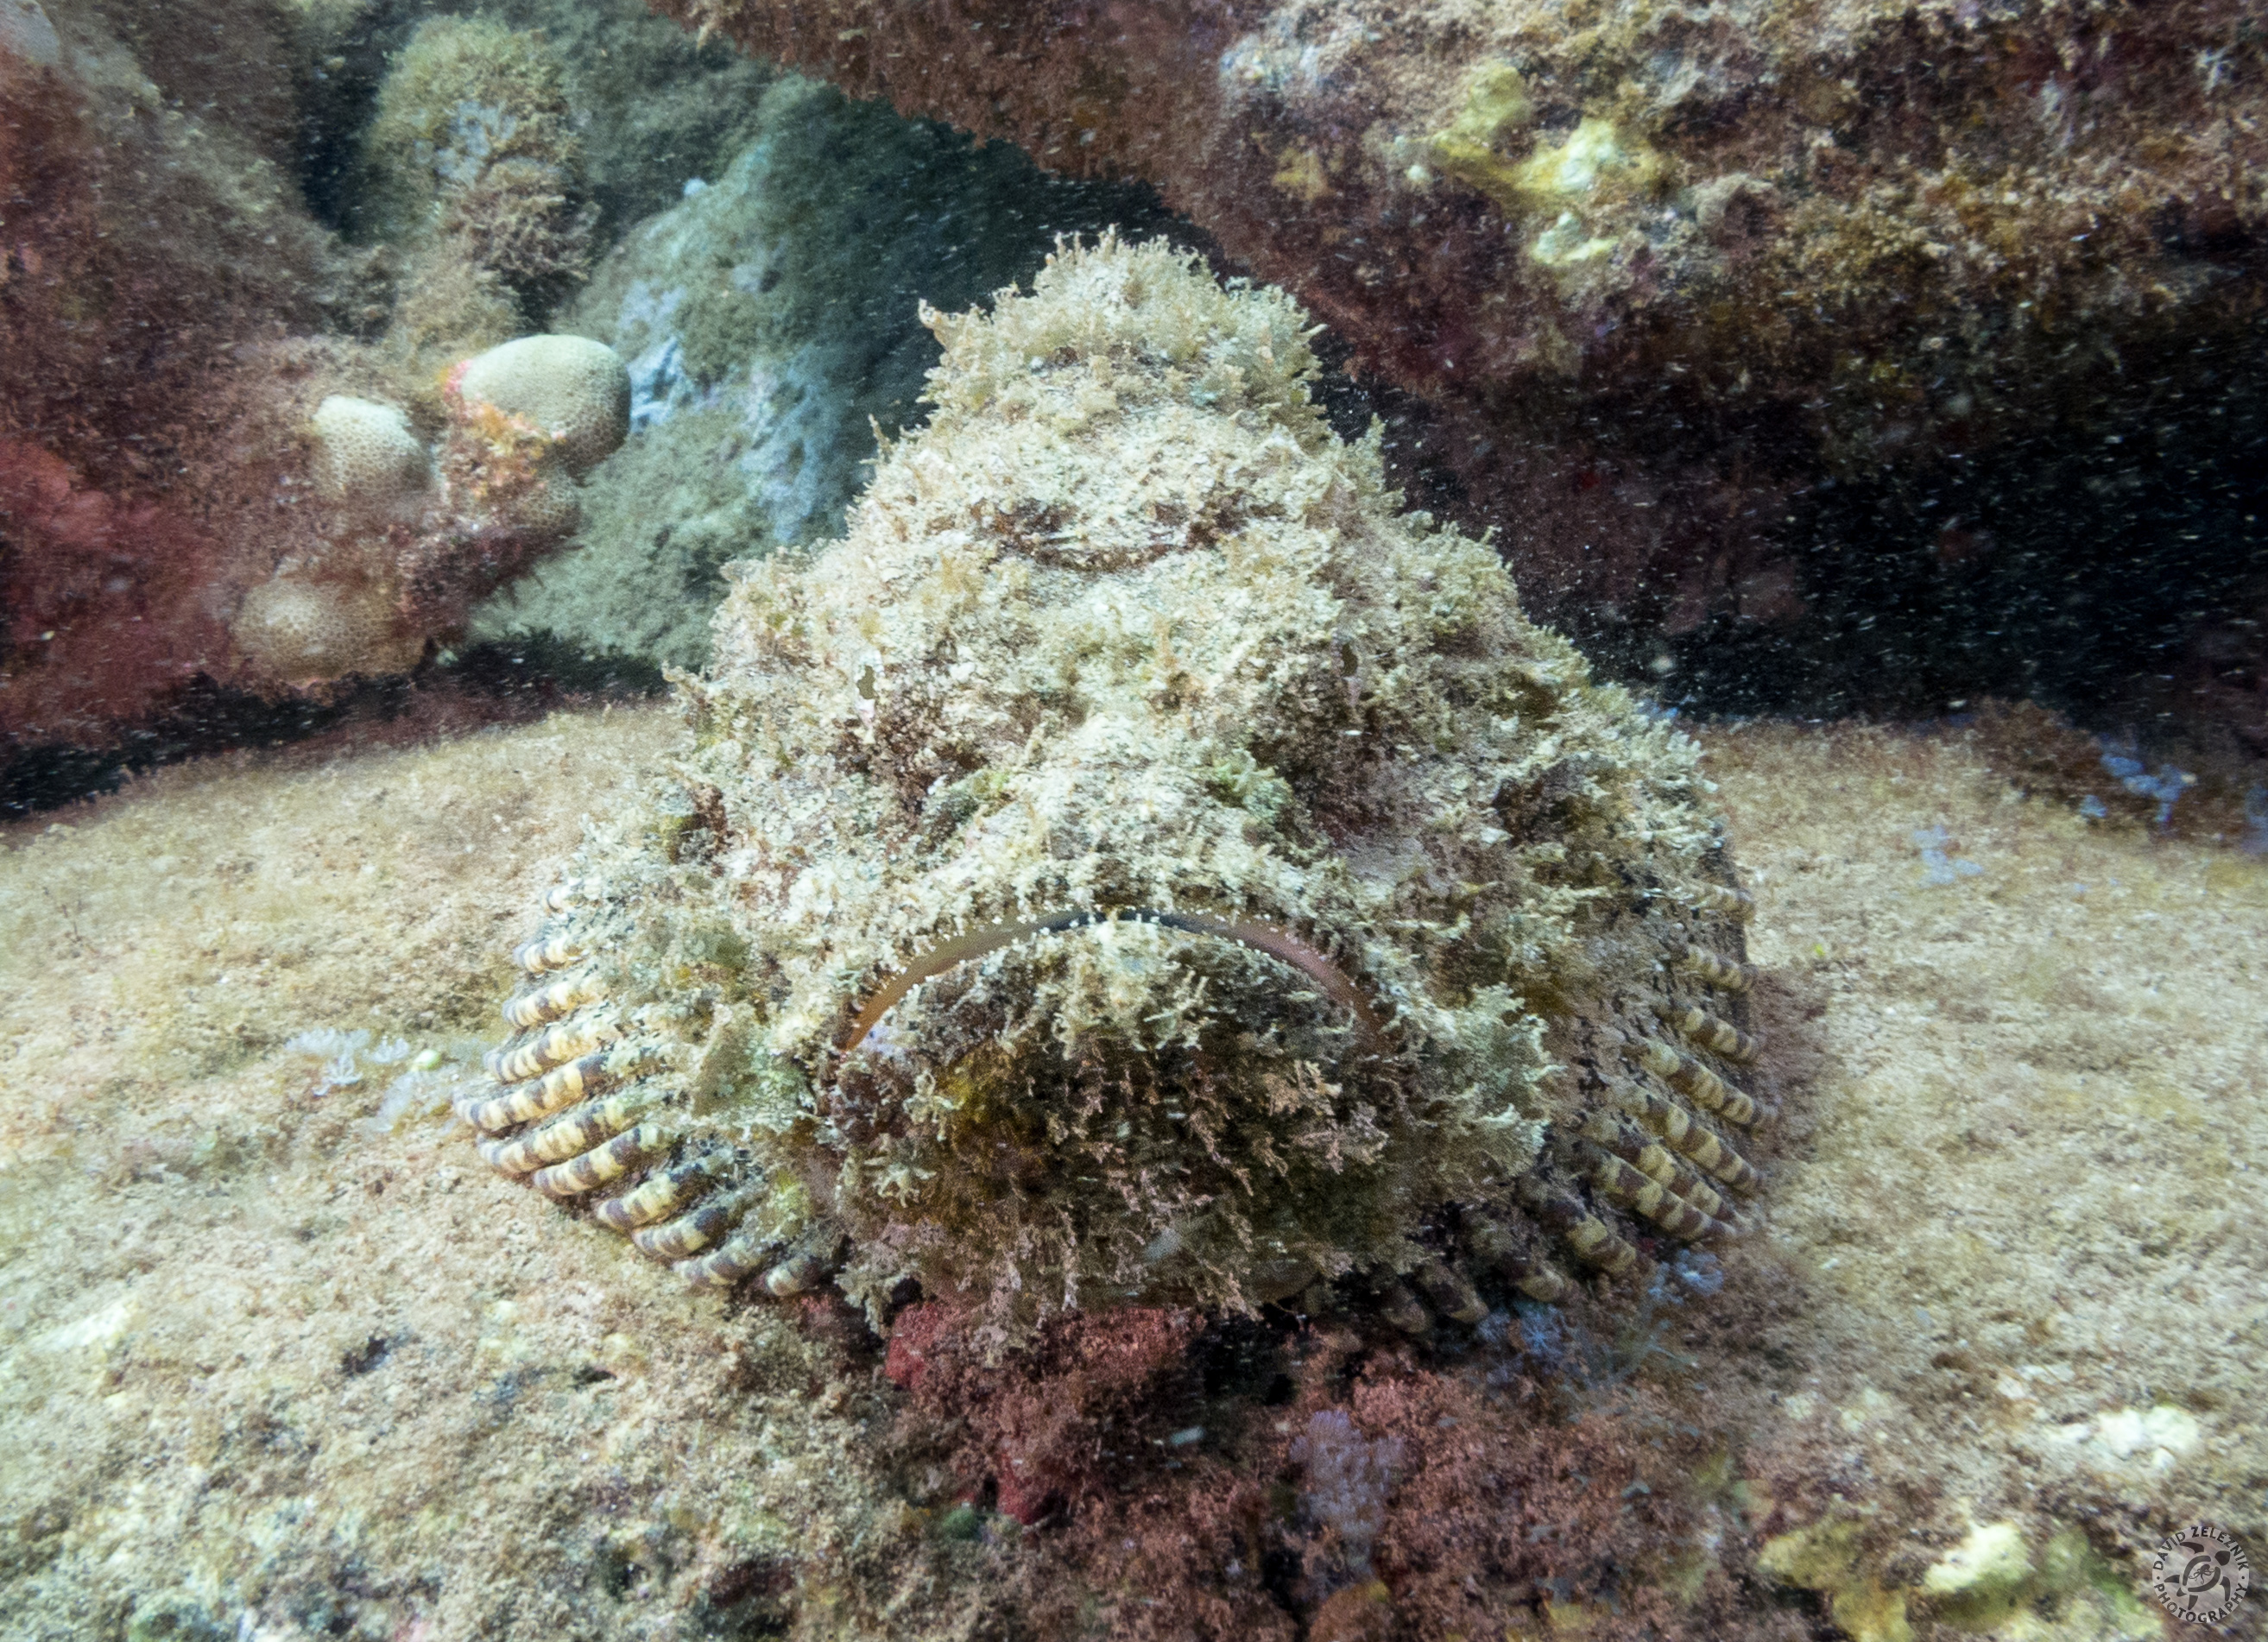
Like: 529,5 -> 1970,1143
455,237 -> 1771,1340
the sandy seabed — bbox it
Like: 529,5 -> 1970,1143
0,704 -> 2260,1641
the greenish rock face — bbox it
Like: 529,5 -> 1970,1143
468,76 -> 1170,673
125,1596 -> 231,1642
459,240 -> 1772,1349
350,15 -> 584,258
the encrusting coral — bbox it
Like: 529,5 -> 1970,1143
231,569 -> 426,683
307,395 -> 433,517
458,237 -> 1776,1347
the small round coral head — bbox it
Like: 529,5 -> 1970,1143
309,395 -> 434,521
231,570 -> 423,685
449,333 -> 630,476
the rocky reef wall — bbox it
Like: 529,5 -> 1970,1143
650,0 -> 2268,737
0,0 -> 1189,799
14,0 -> 2262,785
468,77 -> 1178,671
0,0 -> 662,763
0,0 -> 344,745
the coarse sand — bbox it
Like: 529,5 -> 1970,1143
1709,723 -> 2265,1642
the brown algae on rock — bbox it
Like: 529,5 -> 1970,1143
460,237 -> 1772,1340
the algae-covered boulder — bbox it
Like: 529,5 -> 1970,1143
350,14 -> 585,269
293,0 -> 773,249
0,0 -> 59,73
345,15 -> 603,399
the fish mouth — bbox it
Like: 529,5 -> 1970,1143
811,900 -> 1411,1315
831,905 -> 1393,1075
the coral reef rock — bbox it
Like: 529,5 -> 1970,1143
651,0 -> 2268,704
459,238 -> 1776,1347
468,73 -> 1178,673
293,0 -> 773,249
0,0 -> 756,771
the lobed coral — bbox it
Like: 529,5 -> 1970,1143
456,238 -> 1776,1351
231,569 -> 425,683
230,332 -> 632,686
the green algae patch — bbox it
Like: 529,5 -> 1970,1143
1757,1508 -> 1913,1642
1428,79 -> 1672,287
1757,1443 -> 2192,1639
1913,1522 -> 2161,1637
1270,144 -> 1331,202
2036,1530 -> 2159,1639
1513,118 -> 1671,281
1513,118 -> 1667,216
1425,61 -> 1535,201
1428,57 -> 1669,241
932,1502 -> 985,1543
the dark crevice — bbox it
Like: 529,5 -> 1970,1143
0,646 -> 666,820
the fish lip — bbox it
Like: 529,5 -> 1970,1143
827,903 -> 1393,1075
